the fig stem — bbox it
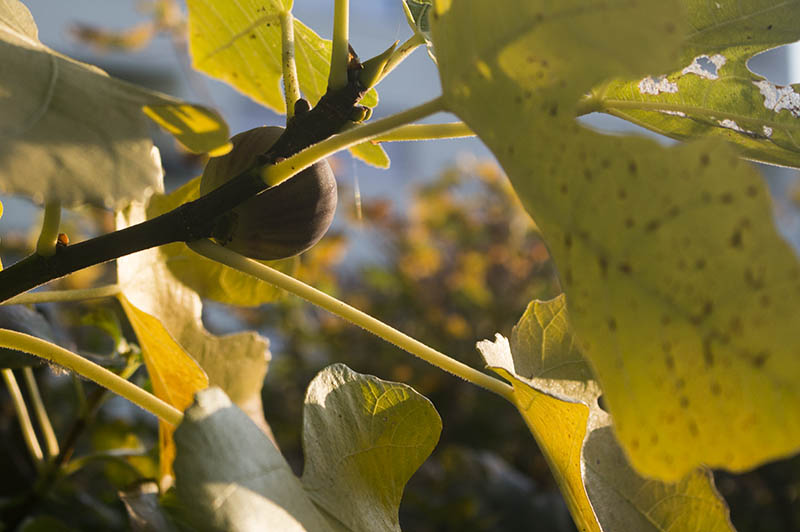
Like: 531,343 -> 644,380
2,284 -> 122,306
279,11 -> 301,119
328,0 -> 349,90
22,367 -> 60,459
372,122 -> 474,142
1,368 -> 44,465
188,239 -> 516,402
377,32 -> 426,85
35,201 -> 61,258
262,95 -> 447,188
0,329 -> 183,426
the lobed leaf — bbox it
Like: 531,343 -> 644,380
477,296 -> 734,532
595,0 -> 800,168
174,365 -> 439,532
186,0 -> 377,111
432,0 -> 800,480
301,363 -> 441,532
0,0 -> 230,208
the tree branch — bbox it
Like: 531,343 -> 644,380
0,72 -> 369,303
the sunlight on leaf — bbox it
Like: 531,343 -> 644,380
117,202 -> 273,482
142,104 -> 232,156
0,0 -> 230,208
349,141 -> 390,168
433,0 -> 800,480
174,387 -> 331,531
186,0 -> 377,112
596,0 -> 800,167
301,364 -> 441,532
146,175 -> 297,307
477,296 -> 734,532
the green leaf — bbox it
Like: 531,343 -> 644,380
404,0 -> 433,40
186,0 -> 377,111
301,363 -> 441,531
595,1 -> 800,168
146,175 -> 297,307
349,141 -> 390,168
432,0 -> 800,481
174,387 -> 332,532
477,296 -> 734,532
117,203 -> 273,481
0,0 -> 230,208
174,365 -> 438,532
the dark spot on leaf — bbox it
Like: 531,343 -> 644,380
695,258 -> 706,270
608,318 -> 617,331
665,453 -> 674,465
250,33 -> 256,39
601,159 -> 611,169
667,206 -> 680,218
677,259 -> 687,271
598,256 -> 608,278
752,352 -> 769,367
729,316 -> 743,335
703,337 -> 714,367
624,218 -> 635,228
563,233 -> 573,249
549,103 -> 558,116
524,90 -> 533,99
710,381 -> 721,395
679,395 -> 689,407
628,161 -> 637,175
645,219 -> 661,233
617,188 -> 627,199
730,229 -> 743,248
767,24 -> 773,30
665,414 -> 675,424
676,379 -> 685,390
508,145 -> 515,155
665,22 -> 676,33
630,438 -> 639,450
560,183 -> 568,194
759,294 -> 771,308
584,169 -> 593,182
661,315 -> 671,325
720,192 -> 734,204
618,262 -> 632,274
563,268 -> 573,285
746,185 -> 758,197
702,301 -> 713,317
688,421 -> 699,437
665,354 -> 675,369
700,153 -> 710,166
744,267 -> 765,289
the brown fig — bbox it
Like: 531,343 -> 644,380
200,126 -> 337,260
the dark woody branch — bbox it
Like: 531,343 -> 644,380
0,67 -> 368,303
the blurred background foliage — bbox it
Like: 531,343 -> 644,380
1,1 -> 799,530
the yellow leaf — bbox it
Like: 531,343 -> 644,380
434,0 -> 800,480
118,293 -> 208,484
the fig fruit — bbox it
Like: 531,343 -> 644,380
200,126 -> 337,260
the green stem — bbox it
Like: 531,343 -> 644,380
22,367 -> 59,459
188,240 -> 515,401
2,284 -> 121,306
328,0 -> 349,90
2,369 -> 44,465
377,32 -> 426,84
280,11 -> 301,119
0,330 -> 182,426
35,201 -> 61,258
373,122 -> 474,142
262,96 -> 446,187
